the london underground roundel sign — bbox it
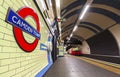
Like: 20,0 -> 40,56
6,7 -> 40,52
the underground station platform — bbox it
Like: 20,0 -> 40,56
43,55 -> 120,77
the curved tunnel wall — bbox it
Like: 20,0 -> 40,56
84,29 -> 120,64
81,41 -> 90,54
86,30 -> 119,56
109,24 -> 120,56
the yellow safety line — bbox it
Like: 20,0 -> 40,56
73,56 -> 120,75
81,57 -> 120,69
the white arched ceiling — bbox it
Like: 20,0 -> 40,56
74,27 -> 95,39
62,29 -> 72,39
62,14 -> 78,29
60,0 -> 120,41
60,0 -> 76,10
62,25 -> 99,39
82,12 -> 116,29
62,6 -> 82,18
92,4 -> 120,15
80,24 -> 100,32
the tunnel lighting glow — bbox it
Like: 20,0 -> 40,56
66,37 -> 69,40
79,5 -> 90,20
60,33 -> 61,37
73,26 -> 78,32
70,34 -> 73,37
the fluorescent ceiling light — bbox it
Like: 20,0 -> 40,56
73,26 -> 78,32
79,5 -> 90,20
60,33 -> 61,37
70,34 -> 73,37
67,37 -> 70,40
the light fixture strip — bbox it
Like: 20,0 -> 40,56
69,0 -> 93,40
73,26 -> 78,32
70,34 -> 73,38
79,5 -> 90,20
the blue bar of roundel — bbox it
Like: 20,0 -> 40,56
6,8 -> 40,39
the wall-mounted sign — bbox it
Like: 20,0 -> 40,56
40,43 -> 48,51
57,18 -> 66,22
6,7 -> 40,52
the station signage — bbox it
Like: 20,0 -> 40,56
6,7 -> 40,52
40,43 -> 48,51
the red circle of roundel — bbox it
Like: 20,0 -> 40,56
13,7 -> 40,52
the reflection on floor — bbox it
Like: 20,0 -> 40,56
43,55 -> 120,77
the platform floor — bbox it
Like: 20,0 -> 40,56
43,55 -> 120,77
